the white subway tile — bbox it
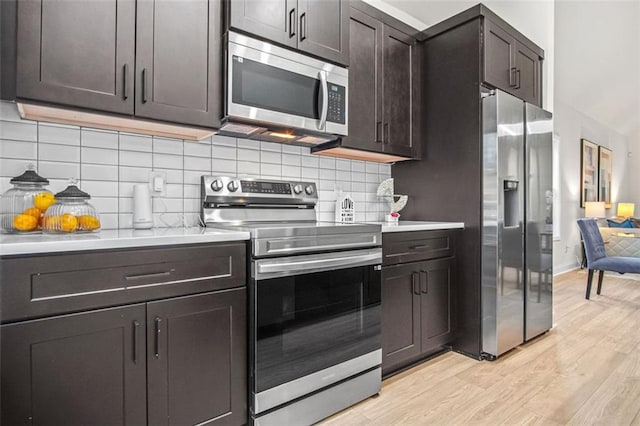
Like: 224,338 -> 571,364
282,165 -> 301,178
119,197 -> 133,214
91,197 -> 119,214
318,180 -> 335,191
153,198 -> 183,213
165,183 -> 183,198
184,184 -> 200,199
183,198 -> 200,214
336,170 -> 351,181
351,161 -> 365,172
0,102 -> 22,122
38,161 -> 80,180
236,138 -> 259,150
282,153 -> 301,166
351,172 -> 365,182
100,213 -> 119,230
237,148 -> 260,162
354,211 -> 366,222
212,145 -> 237,160
184,156 -> 210,172
120,150 -> 152,167
261,150 -> 281,164
183,140 -> 211,157
153,137 -> 183,155
260,163 -> 281,177
366,183 -> 379,194
319,157 -> 336,169
154,153 -> 183,170
319,168 -> 336,180
366,162 -> 379,174
82,146 -> 118,165
119,166 -> 151,183
301,167 -> 318,180
81,129 -> 118,149
48,178 -> 73,194
0,158 -> 34,177
335,181 -> 351,193
352,192 -> 366,202
260,141 -> 281,152
0,140 -> 37,159
212,158 -> 236,174
352,182 -> 366,192
365,173 -> 379,183
365,212 -> 378,222
282,145 -> 302,155
120,133 -> 152,152
39,124 -> 80,146
154,168 -> 183,184
81,164 -> 118,181
118,214 -> 133,229
301,155 -> 319,168
211,135 -> 237,147
184,170 -> 205,184
81,180 -> 118,197
237,161 -> 260,176
39,143 -> 80,163
379,164 -> 391,176
318,212 -> 335,222
0,121 -> 37,142
336,159 -> 351,171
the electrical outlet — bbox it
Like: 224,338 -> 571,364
149,171 -> 167,197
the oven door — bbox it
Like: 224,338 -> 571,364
251,248 -> 381,414
227,32 -> 348,136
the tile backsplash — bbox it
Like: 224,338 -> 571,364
0,101 -> 391,229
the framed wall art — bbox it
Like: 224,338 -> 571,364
598,146 -> 613,207
580,139 -> 598,208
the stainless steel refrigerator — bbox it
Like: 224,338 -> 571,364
481,89 -> 553,358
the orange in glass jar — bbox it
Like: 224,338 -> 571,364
60,213 -> 78,232
34,192 -> 55,211
13,214 -> 38,231
78,215 -> 100,231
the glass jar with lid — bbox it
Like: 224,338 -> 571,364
0,165 -> 55,233
43,180 -> 101,233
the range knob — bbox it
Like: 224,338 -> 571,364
305,185 -> 315,195
227,181 -> 239,192
210,179 -> 223,192
293,184 -> 303,194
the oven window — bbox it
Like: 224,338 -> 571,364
231,56 -> 320,119
254,265 -> 380,393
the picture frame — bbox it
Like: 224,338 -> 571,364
598,146 -> 613,207
580,139 -> 598,208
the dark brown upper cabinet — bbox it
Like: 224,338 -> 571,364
312,5 -> 419,163
483,17 -> 542,106
135,0 -> 222,127
228,0 -> 349,66
16,0 -> 136,114
14,0 -> 222,128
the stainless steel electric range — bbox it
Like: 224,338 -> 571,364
201,176 -> 382,426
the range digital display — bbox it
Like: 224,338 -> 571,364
241,180 -> 291,194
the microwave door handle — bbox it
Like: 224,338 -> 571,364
318,71 -> 328,130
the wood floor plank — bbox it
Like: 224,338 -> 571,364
319,270 -> 640,425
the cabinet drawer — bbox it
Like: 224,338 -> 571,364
1,243 -> 246,323
382,230 -> 456,266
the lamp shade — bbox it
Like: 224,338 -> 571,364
585,201 -> 606,218
617,203 -> 635,218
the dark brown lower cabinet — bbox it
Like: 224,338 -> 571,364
147,289 -> 246,426
1,304 -> 147,426
382,257 -> 454,376
1,289 -> 246,426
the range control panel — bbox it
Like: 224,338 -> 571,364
327,83 -> 346,125
201,176 -> 317,204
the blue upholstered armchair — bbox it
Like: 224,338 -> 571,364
577,218 -> 640,299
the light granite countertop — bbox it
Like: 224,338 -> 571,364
0,227 -> 250,256
368,220 -> 465,233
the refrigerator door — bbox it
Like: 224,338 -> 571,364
525,103 -> 553,341
481,90 -> 525,357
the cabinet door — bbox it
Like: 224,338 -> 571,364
483,18 -> 517,93
341,8 -> 383,153
382,24 -> 415,158
1,305 -> 146,426
381,263 -> 421,375
147,288 -> 247,426
297,0 -> 349,65
16,0 -> 135,114
136,0 -> 222,127
229,0 -> 297,49
514,42 -> 542,106
420,258 -> 454,351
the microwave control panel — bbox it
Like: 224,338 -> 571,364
327,83 -> 346,124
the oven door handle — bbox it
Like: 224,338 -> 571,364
255,249 -> 381,279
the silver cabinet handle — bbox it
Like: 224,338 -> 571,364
318,71 -> 328,130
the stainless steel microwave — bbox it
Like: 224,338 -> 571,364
222,32 -> 348,143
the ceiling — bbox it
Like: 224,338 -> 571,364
374,0 -> 640,144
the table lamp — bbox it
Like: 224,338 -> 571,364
585,201 -> 606,218
617,202 -> 635,218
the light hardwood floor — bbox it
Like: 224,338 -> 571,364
320,270 -> 640,425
